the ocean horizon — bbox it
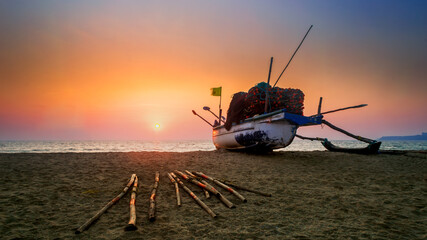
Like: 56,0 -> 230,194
0,139 -> 425,153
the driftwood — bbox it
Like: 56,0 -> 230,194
75,174 -> 136,234
172,174 -> 217,218
185,170 -> 210,199
194,172 -> 247,202
125,176 -> 138,231
148,171 -> 160,222
167,173 -> 181,207
219,179 -> 272,197
174,170 -> 220,196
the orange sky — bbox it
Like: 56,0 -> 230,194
0,1 -> 426,140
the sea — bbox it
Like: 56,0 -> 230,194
0,140 -> 425,153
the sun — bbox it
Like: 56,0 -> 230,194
155,123 -> 160,129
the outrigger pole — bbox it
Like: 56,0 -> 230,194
314,104 -> 368,116
273,25 -> 313,88
297,119 -> 377,144
321,120 -> 376,144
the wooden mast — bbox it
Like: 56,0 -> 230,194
265,57 -> 273,113
273,25 -> 313,88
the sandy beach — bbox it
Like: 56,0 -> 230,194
0,150 -> 425,239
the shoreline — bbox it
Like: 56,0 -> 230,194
0,151 -> 425,239
1,139 -> 426,154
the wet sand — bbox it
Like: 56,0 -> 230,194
0,151 -> 425,239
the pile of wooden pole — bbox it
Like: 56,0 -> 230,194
76,170 -> 272,234
168,170 -> 272,219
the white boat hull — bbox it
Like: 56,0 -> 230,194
212,112 -> 298,150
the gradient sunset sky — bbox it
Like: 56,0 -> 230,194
0,0 -> 426,141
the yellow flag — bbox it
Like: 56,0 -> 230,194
210,87 -> 221,96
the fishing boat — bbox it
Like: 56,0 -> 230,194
212,109 -> 322,151
206,105 -> 381,153
192,25 -> 381,154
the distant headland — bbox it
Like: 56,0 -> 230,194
379,132 -> 427,141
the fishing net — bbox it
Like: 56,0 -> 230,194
244,82 -> 304,118
224,92 -> 248,130
225,82 -> 304,130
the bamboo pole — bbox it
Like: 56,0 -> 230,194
312,104 -> 368,116
218,179 -> 272,197
172,174 -> 217,218
273,25 -> 313,88
202,179 -> 235,209
185,170 -> 210,199
265,57 -> 273,113
317,97 -> 323,116
194,172 -> 247,202
295,134 -> 325,141
185,170 -> 235,208
167,173 -> 181,207
148,171 -> 160,222
174,170 -> 220,196
125,176 -> 138,231
75,174 -> 136,234
192,110 -> 214,127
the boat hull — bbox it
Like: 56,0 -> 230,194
212,112 -> 298,150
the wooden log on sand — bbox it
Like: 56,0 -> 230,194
167,173 -> 181,207
75,174 -> 136,234
185,170 -> 210,199
148,171 -> 160,222
172,174 -> 217,218
194,172 -> 247,202
125,176 -> 139,231
174,170 -> 220,196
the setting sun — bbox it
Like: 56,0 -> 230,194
155,123 -> 160,129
